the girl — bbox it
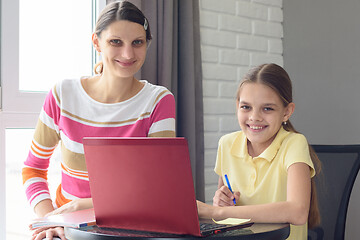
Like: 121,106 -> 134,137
197,63 -> 321,239
23,2 -> 176,240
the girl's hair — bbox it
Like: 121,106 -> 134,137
237,63 -> 321,228
93,1 -> 152,74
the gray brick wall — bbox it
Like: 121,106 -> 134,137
199,0 -> 284,203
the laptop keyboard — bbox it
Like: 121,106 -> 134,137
200,222 -> 228,231
86,226 -> 183,237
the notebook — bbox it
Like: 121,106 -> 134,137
83,137 -> 252,236
29,208 -> 96,230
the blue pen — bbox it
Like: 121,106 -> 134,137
224,174 -> 236,205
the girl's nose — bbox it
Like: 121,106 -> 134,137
249,110 -> 262,122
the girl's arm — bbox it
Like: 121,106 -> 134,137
198,162 -> 311,226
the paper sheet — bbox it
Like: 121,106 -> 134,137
212,218 -> 251,225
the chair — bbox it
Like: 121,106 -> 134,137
308,145 -> 360,240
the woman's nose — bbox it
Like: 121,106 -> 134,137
122,44 -> 135,59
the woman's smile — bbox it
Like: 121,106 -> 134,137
115,59 -> 137,67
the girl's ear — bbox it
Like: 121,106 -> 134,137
92,33 -> 101,52
283,102 -> 295,122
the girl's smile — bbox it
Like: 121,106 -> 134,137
248,125 -> 267,131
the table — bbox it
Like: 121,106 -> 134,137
64,223 -> 290,240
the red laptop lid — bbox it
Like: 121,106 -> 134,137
83,137 -> 201,236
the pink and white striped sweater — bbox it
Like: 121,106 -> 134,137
22,79 -> 176,209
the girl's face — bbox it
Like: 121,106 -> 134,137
92,20 -> 147,78
237,82 -> 294,155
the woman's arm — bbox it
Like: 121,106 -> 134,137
33,198 -> 94,218
34,199 -> 55,218
148,90 -> 176,137
23,88 -> 61,212
34,197 -> 93,217
198,162 -> 311,225
45,198 -> 93,216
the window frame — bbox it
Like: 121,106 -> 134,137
0,0 -> 106,238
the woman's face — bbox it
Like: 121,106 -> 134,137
93,20 -> 147,78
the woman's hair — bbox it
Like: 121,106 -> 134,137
93,1 -> 152,74
237,63 -> 321,228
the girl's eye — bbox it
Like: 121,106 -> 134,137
109,39 -> 122,46
240,105 -> 250,110
132,39 -> 145,47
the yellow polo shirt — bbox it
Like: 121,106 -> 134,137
214,127 -> 315,240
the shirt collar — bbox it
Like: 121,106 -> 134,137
231,127 -> 290,162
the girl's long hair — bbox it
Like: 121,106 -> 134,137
237,63 -> 321,228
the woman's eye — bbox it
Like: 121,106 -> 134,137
264,107 -> 274,111
133,40 -> 144,46
133,39 -> 145,47
109,39 -> 122,46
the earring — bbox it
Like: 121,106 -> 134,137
283,121 -> 287,125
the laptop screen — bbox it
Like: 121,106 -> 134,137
83,137 -> 201,236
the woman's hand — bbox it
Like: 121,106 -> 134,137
213,185 -> 240,207
46,198 -> 93,217
31,198 -> 93,240
32,226 -> 66,240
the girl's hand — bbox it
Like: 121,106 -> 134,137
32,226 -> 66,240
213,186 -> 240,207
196,200 -> 215,219
46,198 -> 93,217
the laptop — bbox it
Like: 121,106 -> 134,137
83,137 -> 252,236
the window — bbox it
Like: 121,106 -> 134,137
19,0 -> 93,92
5,129 -> 61,239
0,0 -> 106,238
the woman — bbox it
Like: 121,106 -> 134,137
23,2 -> 176,239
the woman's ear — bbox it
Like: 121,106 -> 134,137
283,102 -> 295,122
92,33 -> 101,52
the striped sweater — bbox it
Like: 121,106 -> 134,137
22,79 -> 176,209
